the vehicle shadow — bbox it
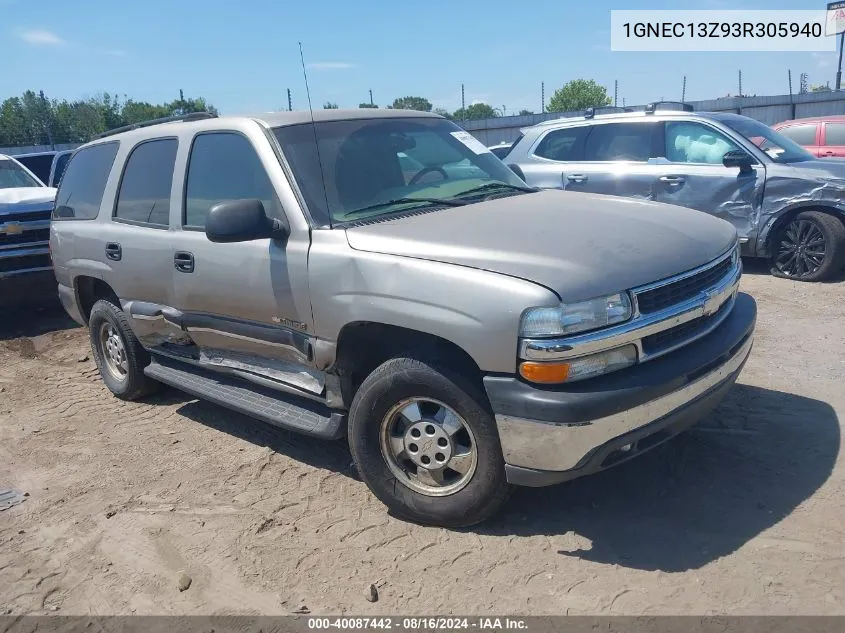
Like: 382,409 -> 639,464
0,304 -> 79,341
164,392 -> 357,479
478,383 -> 839,572
741,256 -> 845,282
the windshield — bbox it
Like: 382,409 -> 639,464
273,117 -> 531,225
719,116 -> 814,164
0,158 -> 42,189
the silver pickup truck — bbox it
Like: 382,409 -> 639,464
1,154 -> 57,308
49,110 -> 756,526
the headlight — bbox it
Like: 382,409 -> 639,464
519,345 -> 638,384
519,293 -> 632,338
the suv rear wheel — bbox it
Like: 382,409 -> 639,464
89,299 -> 158,400
769,210 -> 845,282
348,356 -> 512,527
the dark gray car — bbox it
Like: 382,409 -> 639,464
506,109 -> 845,281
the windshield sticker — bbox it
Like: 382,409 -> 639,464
450,131 -> 491,155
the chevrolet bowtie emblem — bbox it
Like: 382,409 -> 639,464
4,223 -> 24,236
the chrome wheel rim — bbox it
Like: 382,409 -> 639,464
379,398 -> 478,497
774,219 -> 826,278
98,322 -> 128,381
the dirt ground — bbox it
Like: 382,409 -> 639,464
1,261 -> 844,616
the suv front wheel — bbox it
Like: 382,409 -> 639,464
348,356 -> 512,527
769,210 -> 845,282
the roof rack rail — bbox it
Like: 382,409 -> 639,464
644,101 -> 694,114
92,111 -> 217,140
584,105 -> 634,119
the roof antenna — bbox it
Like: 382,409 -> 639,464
299,41 -> 333,226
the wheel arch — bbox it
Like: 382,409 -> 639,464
74,276 -> 120,324
332,321 -> 485,409
758,203 -> 845,257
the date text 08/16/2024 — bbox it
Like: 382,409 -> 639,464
307,617 -> 528,630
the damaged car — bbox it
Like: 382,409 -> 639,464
506,105 -> 845,281
50,109 -> 755,526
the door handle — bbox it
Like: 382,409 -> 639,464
659,175 -> 685,185
822,151 -> 835,156
566,174 -> 588,183
174,251 -> 195,273
105,243 -> 122,261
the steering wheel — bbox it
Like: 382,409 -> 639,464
408,166 -> 448,186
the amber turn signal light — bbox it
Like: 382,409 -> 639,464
518,361 -> 570,384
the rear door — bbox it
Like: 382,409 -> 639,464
651,119 -> 763,239
561,121 -> 663,199
518,125 -> 589,189
778,123 -> 821,157
106,137 -> 181,347
821,122 -> 845,158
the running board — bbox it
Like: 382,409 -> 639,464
144,356 -> 346,440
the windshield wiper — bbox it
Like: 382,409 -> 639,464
451,182 -> 538,199
339,197 -> 467,220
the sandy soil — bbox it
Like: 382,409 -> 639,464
1,262 -> 844,616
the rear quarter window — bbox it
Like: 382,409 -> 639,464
53,142 -> 120,220
778,124 -> 817,146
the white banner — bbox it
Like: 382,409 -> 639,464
611,10 -> 833,52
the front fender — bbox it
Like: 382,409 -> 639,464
307,232 -> 559,374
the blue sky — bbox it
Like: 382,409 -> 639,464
3,0 -> 838,115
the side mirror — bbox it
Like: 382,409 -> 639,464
205,199 -> 288,243
723,149 -> 755,173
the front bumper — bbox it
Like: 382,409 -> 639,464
484,292 -> 756,486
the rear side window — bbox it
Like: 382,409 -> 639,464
52,153 -> 71,187
184,132 -> 279,229
53,142 -> 119,220
584,122 -> 656,162
114,138 -> 178,227
534,127 -> 588,161
779,124 -> 816,146
825,123 -> 845,146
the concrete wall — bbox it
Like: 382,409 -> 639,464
0,143 -> 80,156
461,91 -> 845,146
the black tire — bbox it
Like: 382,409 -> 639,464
88,299 -> 158,400
348,355 -> 512,527
769,210 -> 845,282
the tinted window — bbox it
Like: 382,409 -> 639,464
779,124 -> 816,146
0,158 -> 41,189
825,123 -> 845,146
184,133 -> 279,228
585,123 -> 655,162
534,127 -> 587,161
114,139 -> 177,227
52,153 -> 71,186
665,121 -> 741,164
15,154 -> 52,184
53,142 -> 119,220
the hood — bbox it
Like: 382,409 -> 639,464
0,186 -> 57,208
345,190 -> 737,302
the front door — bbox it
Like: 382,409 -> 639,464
821,122 -> 845,158
171,131 -> 320,395
651,120 -> 764,240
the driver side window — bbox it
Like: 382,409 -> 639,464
665,121 -> 741,165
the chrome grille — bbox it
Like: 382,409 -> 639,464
0,228 -> 49,248
636,256 -> 733,314
641,299 -> 733,355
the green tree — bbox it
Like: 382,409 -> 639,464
391,96 -> 432,111
433,107 -> 453,120
323,101 -> 339,109
810,83 -> 832,93
547,79 -> 611,113
453,102 -> 498,121
518,109 -> 533,115
358,102 -> 378,108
